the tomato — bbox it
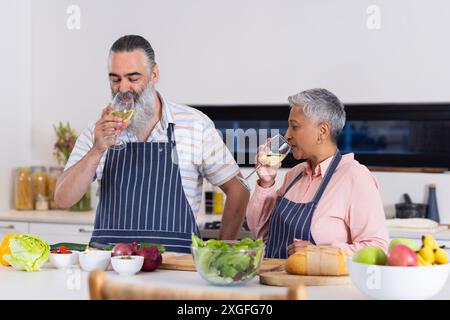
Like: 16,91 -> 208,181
51,246 -> 72,254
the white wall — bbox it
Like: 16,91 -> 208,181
3,0 -> 450,219
0,0 -> 32,211
374,171 -> 450,222
30,0 -> 450,166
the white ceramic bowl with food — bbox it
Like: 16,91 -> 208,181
348,260 -> 450,300
79,250 -> 112,272
111,255 -> 144,275
49,251 -> 79,269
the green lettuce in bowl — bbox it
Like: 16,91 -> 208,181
3,234 -> 50,272
191,234 -> 265,285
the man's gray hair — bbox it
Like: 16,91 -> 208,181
288,88 -> 346,142
109,35 -> 156,71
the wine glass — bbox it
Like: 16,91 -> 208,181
109,92 -> 135,150
236,133 -> 291,191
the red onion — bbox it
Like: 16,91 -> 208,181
135,246 -> 162,272
111,243 -> 134,257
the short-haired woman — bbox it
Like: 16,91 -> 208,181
246,88 -> 389,258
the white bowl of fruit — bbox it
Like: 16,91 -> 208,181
348,235 -> 450,300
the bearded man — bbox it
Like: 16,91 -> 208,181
55,35 -> 249,252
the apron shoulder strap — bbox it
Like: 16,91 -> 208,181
311,150 -> 342,204
282,171 -> 304,196
167,123 -> 175,143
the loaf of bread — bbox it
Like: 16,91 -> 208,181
286,245 -> 348,276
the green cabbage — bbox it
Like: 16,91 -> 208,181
191,234 -> 264,284
3,235 -> 50,272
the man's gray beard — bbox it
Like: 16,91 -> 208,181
126,83 -> 157,139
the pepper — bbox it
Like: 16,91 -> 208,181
0,234 -> 17,266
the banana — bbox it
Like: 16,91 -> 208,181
418,245 -> 435,264
416,253 -> 432,266
422,234 -> 438,250
434,248 -> 449,264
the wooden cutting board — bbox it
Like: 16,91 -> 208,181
160,253 -> 285,273
259,271 -> 351,287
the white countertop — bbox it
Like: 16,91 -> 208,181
0,210 -> 95,225
0,210 -> 220,227
389,229 -> 450,241
0,210 -> 252,238
3,210 -> 450,241
2,210 -> 450,300
2,260 -> 450,300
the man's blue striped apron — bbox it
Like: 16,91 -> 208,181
90,123 -> 201,253
266,151 -> 342,258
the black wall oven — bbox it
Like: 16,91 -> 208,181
193,103 -> 450,169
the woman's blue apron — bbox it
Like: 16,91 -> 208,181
266,151 -> 342,258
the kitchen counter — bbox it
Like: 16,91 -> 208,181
0,210 -> 95,225
0,210 -> 252,239
0,210 -> 229,227
0,210 -> 226,228
2,261 -> 450,300
389,229 -> 450,241
2,210 -> 450,242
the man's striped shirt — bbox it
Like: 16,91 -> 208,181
65,92 -> 240,217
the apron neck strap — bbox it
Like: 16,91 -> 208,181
311,150 -> 342,204
284,172 -> 304,195
167,123 -> 175,143
282,150 -> 342,202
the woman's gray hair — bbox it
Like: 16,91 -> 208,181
288,88 -> 346,142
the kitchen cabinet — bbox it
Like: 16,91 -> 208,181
28,222 -> 93,244
0,210 -> 95,244
0,221 -> 28,238
0,221 -> 93,244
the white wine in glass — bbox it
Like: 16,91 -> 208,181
260,153 -> 288,166
237,133 -> 291,191
110,92 -> 135,150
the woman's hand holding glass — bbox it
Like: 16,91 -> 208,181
236,133 -> 291,190
256,139 -> 282,188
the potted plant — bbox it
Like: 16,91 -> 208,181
53,122 -> 91,211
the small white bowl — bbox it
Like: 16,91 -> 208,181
49,251 -> 79,269
348,259 -> 450,300
79,250 -> 112,272
111,255 -> 144,275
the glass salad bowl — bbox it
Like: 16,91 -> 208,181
191,235 -> 265,286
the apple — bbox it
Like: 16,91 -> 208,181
388,238 -> 419,252
352,246 -> 387,265
387,244 -> 418,266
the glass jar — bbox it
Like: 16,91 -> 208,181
69,184 -> 92,212
15,167 -> 33,210
212,187 -> 224,215
48,166 -> 63,210
32,166 -> 48,208
35,195 -> 49,211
